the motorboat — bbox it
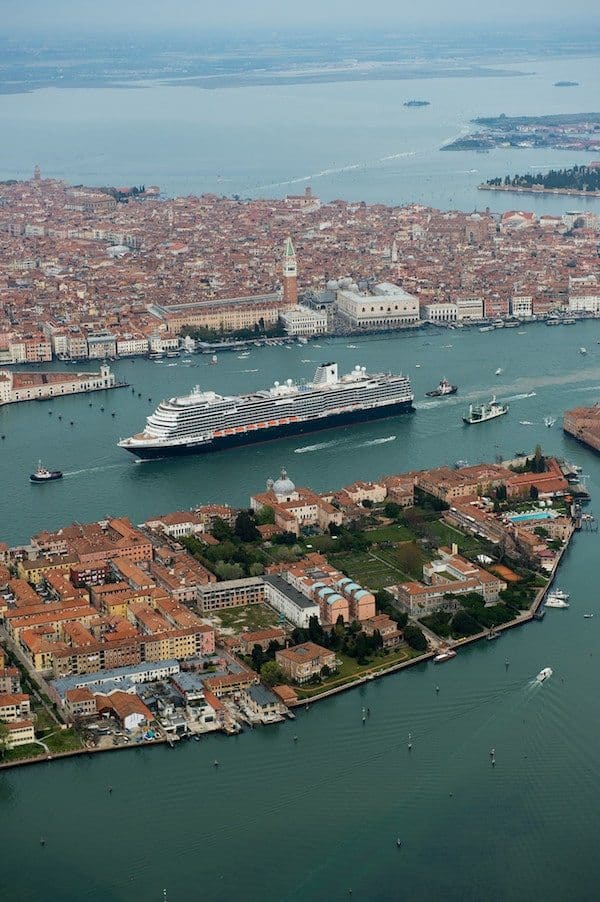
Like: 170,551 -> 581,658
433,649 -> 457,663
545,594 -> 569,609
544,416 -> 556,428
549,588 -> 569,600
580,347 -> 588,355
536,667 -> 553,683
584,613 -> 594,619
495,368 -> 504,375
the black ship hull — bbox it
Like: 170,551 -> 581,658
122,400 -> 415,459
30,471 -> 63,482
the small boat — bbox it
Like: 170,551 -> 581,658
479,325 -> 494,332
536,667 -> 553,683
495,367 -> 503,376
583,613 -> 594,619
544,416 -> 556,428
525,391 -> 536,397
580,347 -> 588,355
433,649 -> 457,664
486,630 -> 500,641
211,355 -> 218,365
30,461 -> 63,483
396,838 -> 402,848
425,378 -> 458,397
519,420 -> 534,426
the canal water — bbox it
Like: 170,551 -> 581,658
1,323 -> 600,900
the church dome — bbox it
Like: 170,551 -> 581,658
272,468 -> 295,496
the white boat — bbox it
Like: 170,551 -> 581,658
519,420 -> 534,426
210,355 -> 218,365
463,396 -> 509,425
580,347 -> 588,355
583,613 -> 594,619
545,594 -> 570,609
433,649 -> 457,664
544,416 -> 556,428
549,588 -> 569,600
525,391 -> 536,397
479,325 -> 495,333
536,667 -> 553,683
495,368 -> 503,375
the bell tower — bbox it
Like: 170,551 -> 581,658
282,237 -> 298,306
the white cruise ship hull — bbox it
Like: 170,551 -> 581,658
119,399 -> 414,458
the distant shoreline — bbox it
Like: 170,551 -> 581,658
479,183 -> 600,198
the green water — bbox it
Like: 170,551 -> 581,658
2,323 -> 600,900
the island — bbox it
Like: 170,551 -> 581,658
441,112 -> 600,152
0,448 -> 586,767
554,81 -> 579,87
403,100 -> 431,107
479,164 -> 600,198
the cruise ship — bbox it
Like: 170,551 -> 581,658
118,363 -> 414,458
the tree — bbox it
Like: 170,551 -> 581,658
0,720 -> 10,757
362,499 -> 374,509
403,623 -> 427,651
529,485 -> 539,501
451,610 -> 481,637
260,660 -> 284,687
211,517 -> 234,543
256,505 -> 275,526
249,562 -> 265,576
234,510 -> 261,543
251,644 -> 265,672
384,501 -> 401,519
214,561 -> 245,580
321,664 -> 331,677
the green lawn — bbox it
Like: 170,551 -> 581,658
0,743 -> 46,765
329,551 -> 402,590
428,520 -> 487,557
42,728 -> 84,754
365,524 -> 413,543
213,603 -> 282,632
296,647 -> 420,698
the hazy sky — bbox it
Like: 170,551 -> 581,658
3,0 -> 597,32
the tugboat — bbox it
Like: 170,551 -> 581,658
462,396 -> 509,425
30,461 -> 63,483
425,378 -> 458,397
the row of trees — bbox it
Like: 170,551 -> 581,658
487,165 -> 600,193
180,319 -> 286,343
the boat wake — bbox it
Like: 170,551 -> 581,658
250,149 -> 419,191
63,463 -> 125,477
359,435 -> 397,447
294,440 -> 339,454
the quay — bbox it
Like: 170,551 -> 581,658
0,363 -> 126,406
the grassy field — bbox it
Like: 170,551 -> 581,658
212,603 -> 281,632
428,520 -> 488,557
364,524 -> 413,543
329,551 -> 404,590
296,646 -> 420,698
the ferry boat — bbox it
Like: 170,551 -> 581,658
536,667 -> 553,683
425,378 -> 457,397
118,362 -> 414,459
30,461 -> 63,483
462,396 -> 509,425
479,325 -> 495,333
433,649 -> 457,664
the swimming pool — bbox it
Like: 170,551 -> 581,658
508,510 -> 557,523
